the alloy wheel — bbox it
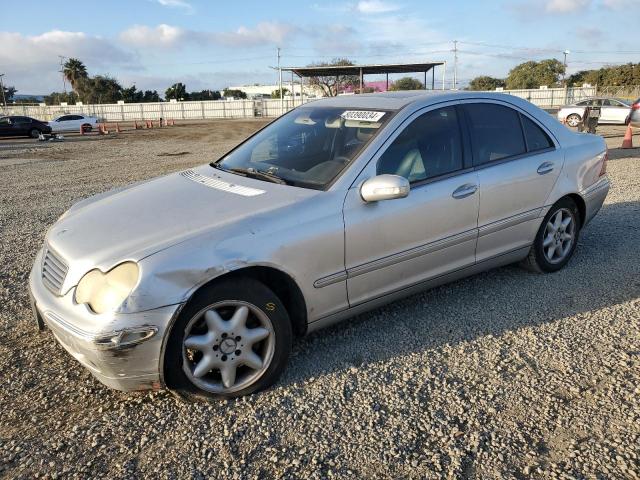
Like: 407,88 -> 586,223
542,208 -> 575,264
182,301 -> 275,394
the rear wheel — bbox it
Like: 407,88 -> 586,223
29,128 -> 41,138
164,278 -> 292,400
566,114 -> 581,127
522,197 -> 581,273
81,124 -> 92,133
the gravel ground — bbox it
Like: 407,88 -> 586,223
1,121 -> 639,479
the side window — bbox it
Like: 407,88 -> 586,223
70,115 -> 83,120
57,115 -> 71,121
521,115 -> 553,152
576,101 -> 588,106
0,117 -> 9,125
464,103 -> 526,165
377,106 -> 463,183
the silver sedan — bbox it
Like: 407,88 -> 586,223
29,91 -> 610,399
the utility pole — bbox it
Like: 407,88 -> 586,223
277,47 -> 283,114
453,40 -> 458,90
0,74 -> 7,108
58,55 -> 67,94
562,50 -> 570,86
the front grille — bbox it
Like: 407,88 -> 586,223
42,246 -> 68,295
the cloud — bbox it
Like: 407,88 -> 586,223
0,30 -> 134,93
355,0 -> 401,13
600,0 -> 640,7
209,22 -> 298,47
154,0 -> 194,13
120,22 -> 298,49
544,0 -> 591,12
120,24 -> 185,48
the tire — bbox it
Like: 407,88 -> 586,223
81,124 -> 92,133
522,197 -> 581,273
164,277 -> 292,400
566,114 -> 581,127
29,128 -> 41,138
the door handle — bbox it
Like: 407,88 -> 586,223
452,183 -> 478,199
537,161 -> 554,175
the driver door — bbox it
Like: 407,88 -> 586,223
342,104 -> 479,306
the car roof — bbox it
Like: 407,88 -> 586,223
300,90 -> 543,111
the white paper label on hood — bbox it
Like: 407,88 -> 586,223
340,110 -> 386,122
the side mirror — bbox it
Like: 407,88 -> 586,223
360,174 -> 410,202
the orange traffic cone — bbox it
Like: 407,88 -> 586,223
621,125 -> 634,149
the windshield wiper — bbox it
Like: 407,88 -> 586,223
210,162 -> 289,185
219,165 -> 288,185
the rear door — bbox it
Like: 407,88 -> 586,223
600,99 -> 630,124
54,115 -> 76,132
12,117 -> 32,136
461,101 -> 562,262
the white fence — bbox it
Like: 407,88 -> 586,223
0,98 -> 314,122
498,86 -> 597,109
0,86 -> 598,121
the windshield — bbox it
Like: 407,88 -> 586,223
213,106 -> 394,190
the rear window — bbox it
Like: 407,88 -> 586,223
464,103 -> 526,165
521,115 -> 553,152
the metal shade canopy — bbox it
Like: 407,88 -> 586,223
282,62 -> 444,77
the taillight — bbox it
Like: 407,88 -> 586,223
599,151 -> 608,177
632,103 -> 640,110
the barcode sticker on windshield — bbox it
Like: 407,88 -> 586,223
341,111 -> 386,122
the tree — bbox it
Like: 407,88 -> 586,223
570,63 -> 640,87
307,58 -> 359,97
43,91 -> 76,105
165,82 -> 188,100
121,85 -> 143,103
389,77 -> 424,91
223,88 -> 247,99
505,59 -> 565,89
82,75 -> 122,104
467,76 -> 506,91
2,85 -> 17,103
189,89 -> 221,101
142,90 -> 162,102
63,58 -> 89,99
270,87 -> 290,99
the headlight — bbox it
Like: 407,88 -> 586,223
75,262 -> 139,314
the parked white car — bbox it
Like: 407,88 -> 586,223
49,114 -> 100,133
557,97 -> 631,127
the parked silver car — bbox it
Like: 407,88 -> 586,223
557,97 -> 631,127
29,91 -> 610,399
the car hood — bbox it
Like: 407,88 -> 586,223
46,164 -> 317,274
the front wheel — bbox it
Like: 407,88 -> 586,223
522,198 -> 581,273
164,278 -> 292,399
566,114 -> 581,127
29,128 -> 41,138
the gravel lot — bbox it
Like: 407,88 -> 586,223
1,121 -> 639,479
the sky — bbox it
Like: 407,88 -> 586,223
1,0 -> 639,95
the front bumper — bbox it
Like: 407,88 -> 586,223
29,250 -> 182,391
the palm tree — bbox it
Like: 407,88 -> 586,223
63,58 -> 88,100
